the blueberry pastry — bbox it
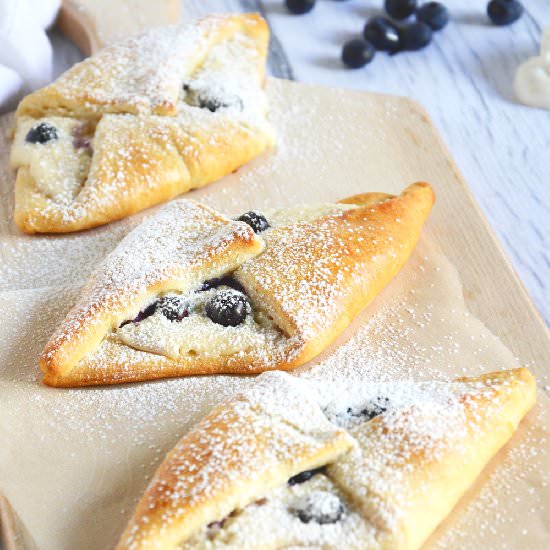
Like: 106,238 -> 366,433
39,182 -> 434,387
10,14 -> 274,233
116,368 -> 536,549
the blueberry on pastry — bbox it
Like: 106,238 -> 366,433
10,13 -> 274,233
115,368 -> 536,549
39,182 -> 434,387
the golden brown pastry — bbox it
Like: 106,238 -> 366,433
40,182 -> 434,387
10,13 -> 274,233
116,367 -> 536,549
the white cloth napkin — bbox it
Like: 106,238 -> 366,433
0,0 -> 61,113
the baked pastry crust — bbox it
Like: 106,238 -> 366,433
116,367 -> 536,549
10,13 -> 274,233
40,182 -> 434,387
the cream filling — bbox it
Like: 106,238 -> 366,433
11,116 -> 92,203
262,203 -> 357,228
181,473 -> 375,550
115,286 -> 285,360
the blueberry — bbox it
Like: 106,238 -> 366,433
347,396 -> 389,421
290,492 -> 344,524
119,302 -> 157,327
288,467 -> 325,486
157,296 -> 189,322
205,289 -> 250,327
385,0 -> 417,20
198,95 -> 227,113
342,39 -> 375,69
363,17 -> 401,52
487,0 -> 523,26
237,211 -> 270,233
399,22 -> 433,51
361,396 -> 390,420
285,0 -> 315,14
25,122 -> 58,144
416,2 -> 449,30
199,277 -> 246,294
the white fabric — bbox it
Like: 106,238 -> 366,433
0,0 -> 61,113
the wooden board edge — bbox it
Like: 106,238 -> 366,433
56,0 -> 182,56
395,93 -> 549,336
56,0 -> 100,57
0,493 -> 37,550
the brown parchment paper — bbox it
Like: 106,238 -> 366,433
0,79 -> 548,549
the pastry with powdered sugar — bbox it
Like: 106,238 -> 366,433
10,13 -> 274,233
116,367 -> 535,549
39,182 -> 434,387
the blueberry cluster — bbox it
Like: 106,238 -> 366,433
284,0 -> 524,69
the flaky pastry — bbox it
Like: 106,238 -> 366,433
116,367 -> 536,549
40,182 -> 434,387
10,13 -> 274,233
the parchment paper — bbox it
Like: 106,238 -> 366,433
0,80 -> 548,549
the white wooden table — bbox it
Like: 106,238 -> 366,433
49,0 -> 549,323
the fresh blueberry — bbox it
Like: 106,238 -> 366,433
416,2 -> 449,30
347,396 -> 390,421
385,0 -> 417,20
119,302 -> 157,327
199,276 -> 246,294
288,467 -> 325,486
25,122 -> 58,144
487,0 -> 523,26
363,16 -> 401,52
285,0 -> 316,14
399,21 -> 433,50
157,295 -> 189,322
237,211 -> 270,233
342,39 -> 376,69
198,95 -> 227,113
205,289 -> 250,327
291,492 -> 344,524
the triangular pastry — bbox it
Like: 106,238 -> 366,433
10,14 -> 274,233
40,182 -> 434,387
116,367 -> 536,549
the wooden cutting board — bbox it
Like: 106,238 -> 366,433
1,77 -> 548,550
56,0 -> 180,55
0,5 -> 548,550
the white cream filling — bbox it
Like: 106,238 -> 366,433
115,286 -> 284,360
262,203 -> 357,228
11,116 -> 92,203
181,473 -> 374,550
